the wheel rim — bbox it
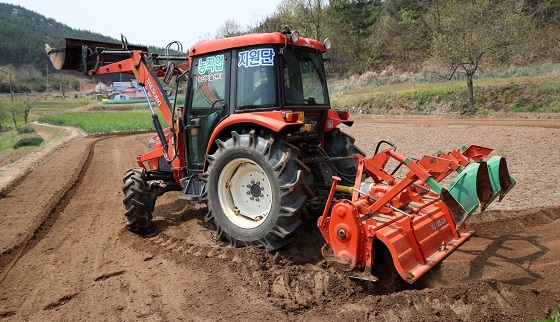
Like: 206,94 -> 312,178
217,157 -> 273,229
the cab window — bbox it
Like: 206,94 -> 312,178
189,53 -> 228,110
236,47 -> 278,109
282,48 -> 328,106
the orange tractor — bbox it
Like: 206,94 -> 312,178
46,28 -> 514,284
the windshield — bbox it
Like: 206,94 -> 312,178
282,48 -> 328,106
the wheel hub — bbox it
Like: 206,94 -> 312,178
218,158 -> 273,229
250,182 -> 262,197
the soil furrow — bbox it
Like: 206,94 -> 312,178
0,120 -> 558,321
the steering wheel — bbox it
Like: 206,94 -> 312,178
202,99 -> 225,118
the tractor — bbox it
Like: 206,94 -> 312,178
46,28 -> 515,284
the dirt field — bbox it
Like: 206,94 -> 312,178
1,119 -> 559,321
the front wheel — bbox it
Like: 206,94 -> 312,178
122,168 -> 153,233
203,130 -> 309,250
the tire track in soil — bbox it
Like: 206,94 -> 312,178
0,134 -> 154,320
0,137 -> 98,282
124,199 -> 560,318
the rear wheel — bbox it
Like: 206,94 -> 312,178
324,128 -> 366,186
203,130 -> 309,250
122,168 -> 153,233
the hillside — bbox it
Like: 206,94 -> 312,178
0,3 -> 122,69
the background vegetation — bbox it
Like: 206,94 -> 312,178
0,2 -> 174,94
38,109 -> 163,134
248,0 -> 559,76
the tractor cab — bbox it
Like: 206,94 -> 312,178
183,30 -> 332,175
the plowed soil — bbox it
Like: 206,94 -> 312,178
1,119 -> 559,321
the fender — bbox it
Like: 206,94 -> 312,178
324,110 -> 354,132
205,111 -> 302,155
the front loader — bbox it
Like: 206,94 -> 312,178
46,28 -> 515,285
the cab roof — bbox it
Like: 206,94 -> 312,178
189,32 -> 327,56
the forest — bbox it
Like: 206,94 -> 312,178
213,0 -> 560,112
247,0 -> 560,76
0,2 -> 160,93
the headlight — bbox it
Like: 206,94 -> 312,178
291,30 -> 300,43
323,38 -> 332,50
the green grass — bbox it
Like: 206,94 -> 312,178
13,136 -> 43,149
32,99 -> 90,117
38,109 -> 163,134
533,307 -> 560,322
0,131 -> 17,152
32,100 -> 89,109
17,126 -> 35,134
332,75 -> 560,114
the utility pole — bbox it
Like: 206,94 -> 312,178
9,73 -> 13,101
0,68 -> 14,101
46,64 -> 49,92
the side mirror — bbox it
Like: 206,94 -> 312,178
163,61 -> 175,84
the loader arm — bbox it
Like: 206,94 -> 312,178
46,37 -> 189,164
45,37 -> 182,126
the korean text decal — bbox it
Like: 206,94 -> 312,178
198,54 -> 225,75
238,48 -> 275,68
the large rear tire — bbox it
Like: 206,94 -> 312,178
122,168 -> 153,233
324,128 -> 366,186
203,130 -> 309,250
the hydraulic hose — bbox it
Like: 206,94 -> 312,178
143,87 -> 169,161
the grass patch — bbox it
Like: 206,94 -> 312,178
332,75 -> 560,114
533,307 -> 560,322
13,137 -> 43,149
17,127 -> 35,134
32,100 -> 90,109
0,131 -> 17,152
31,99 -> 91,118
38,109 -> 163,134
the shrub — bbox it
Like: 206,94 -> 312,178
17,127 -> 36,134
13,137 -> 44,149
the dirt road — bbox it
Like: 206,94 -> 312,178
1,120 -> 559,321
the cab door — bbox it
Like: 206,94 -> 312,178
185,52 -> 230,171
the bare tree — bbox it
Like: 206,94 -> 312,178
7,102 -> 22,129
293,0 -> 330,40
215,19 -> 244,39
23,94 -> 33,123
428,0 -> 531,113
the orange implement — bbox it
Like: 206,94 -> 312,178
318,146 -> 514,283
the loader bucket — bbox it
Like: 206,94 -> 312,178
444,162 -> 495,228
487,156 -> 516,201
45,37 -> 148,72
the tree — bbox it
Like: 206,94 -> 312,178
327,0 -> 383,74
215,19 -> 244,39
370,5 -> 431,71
254,0 -> 329,39
428,0 -> 532,113
6,101 -> 23,128
293,0 -> 330,41
23,94 -> 32,123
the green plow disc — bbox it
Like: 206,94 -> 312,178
439,157 -> 516,229
487,156 -> 516,202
